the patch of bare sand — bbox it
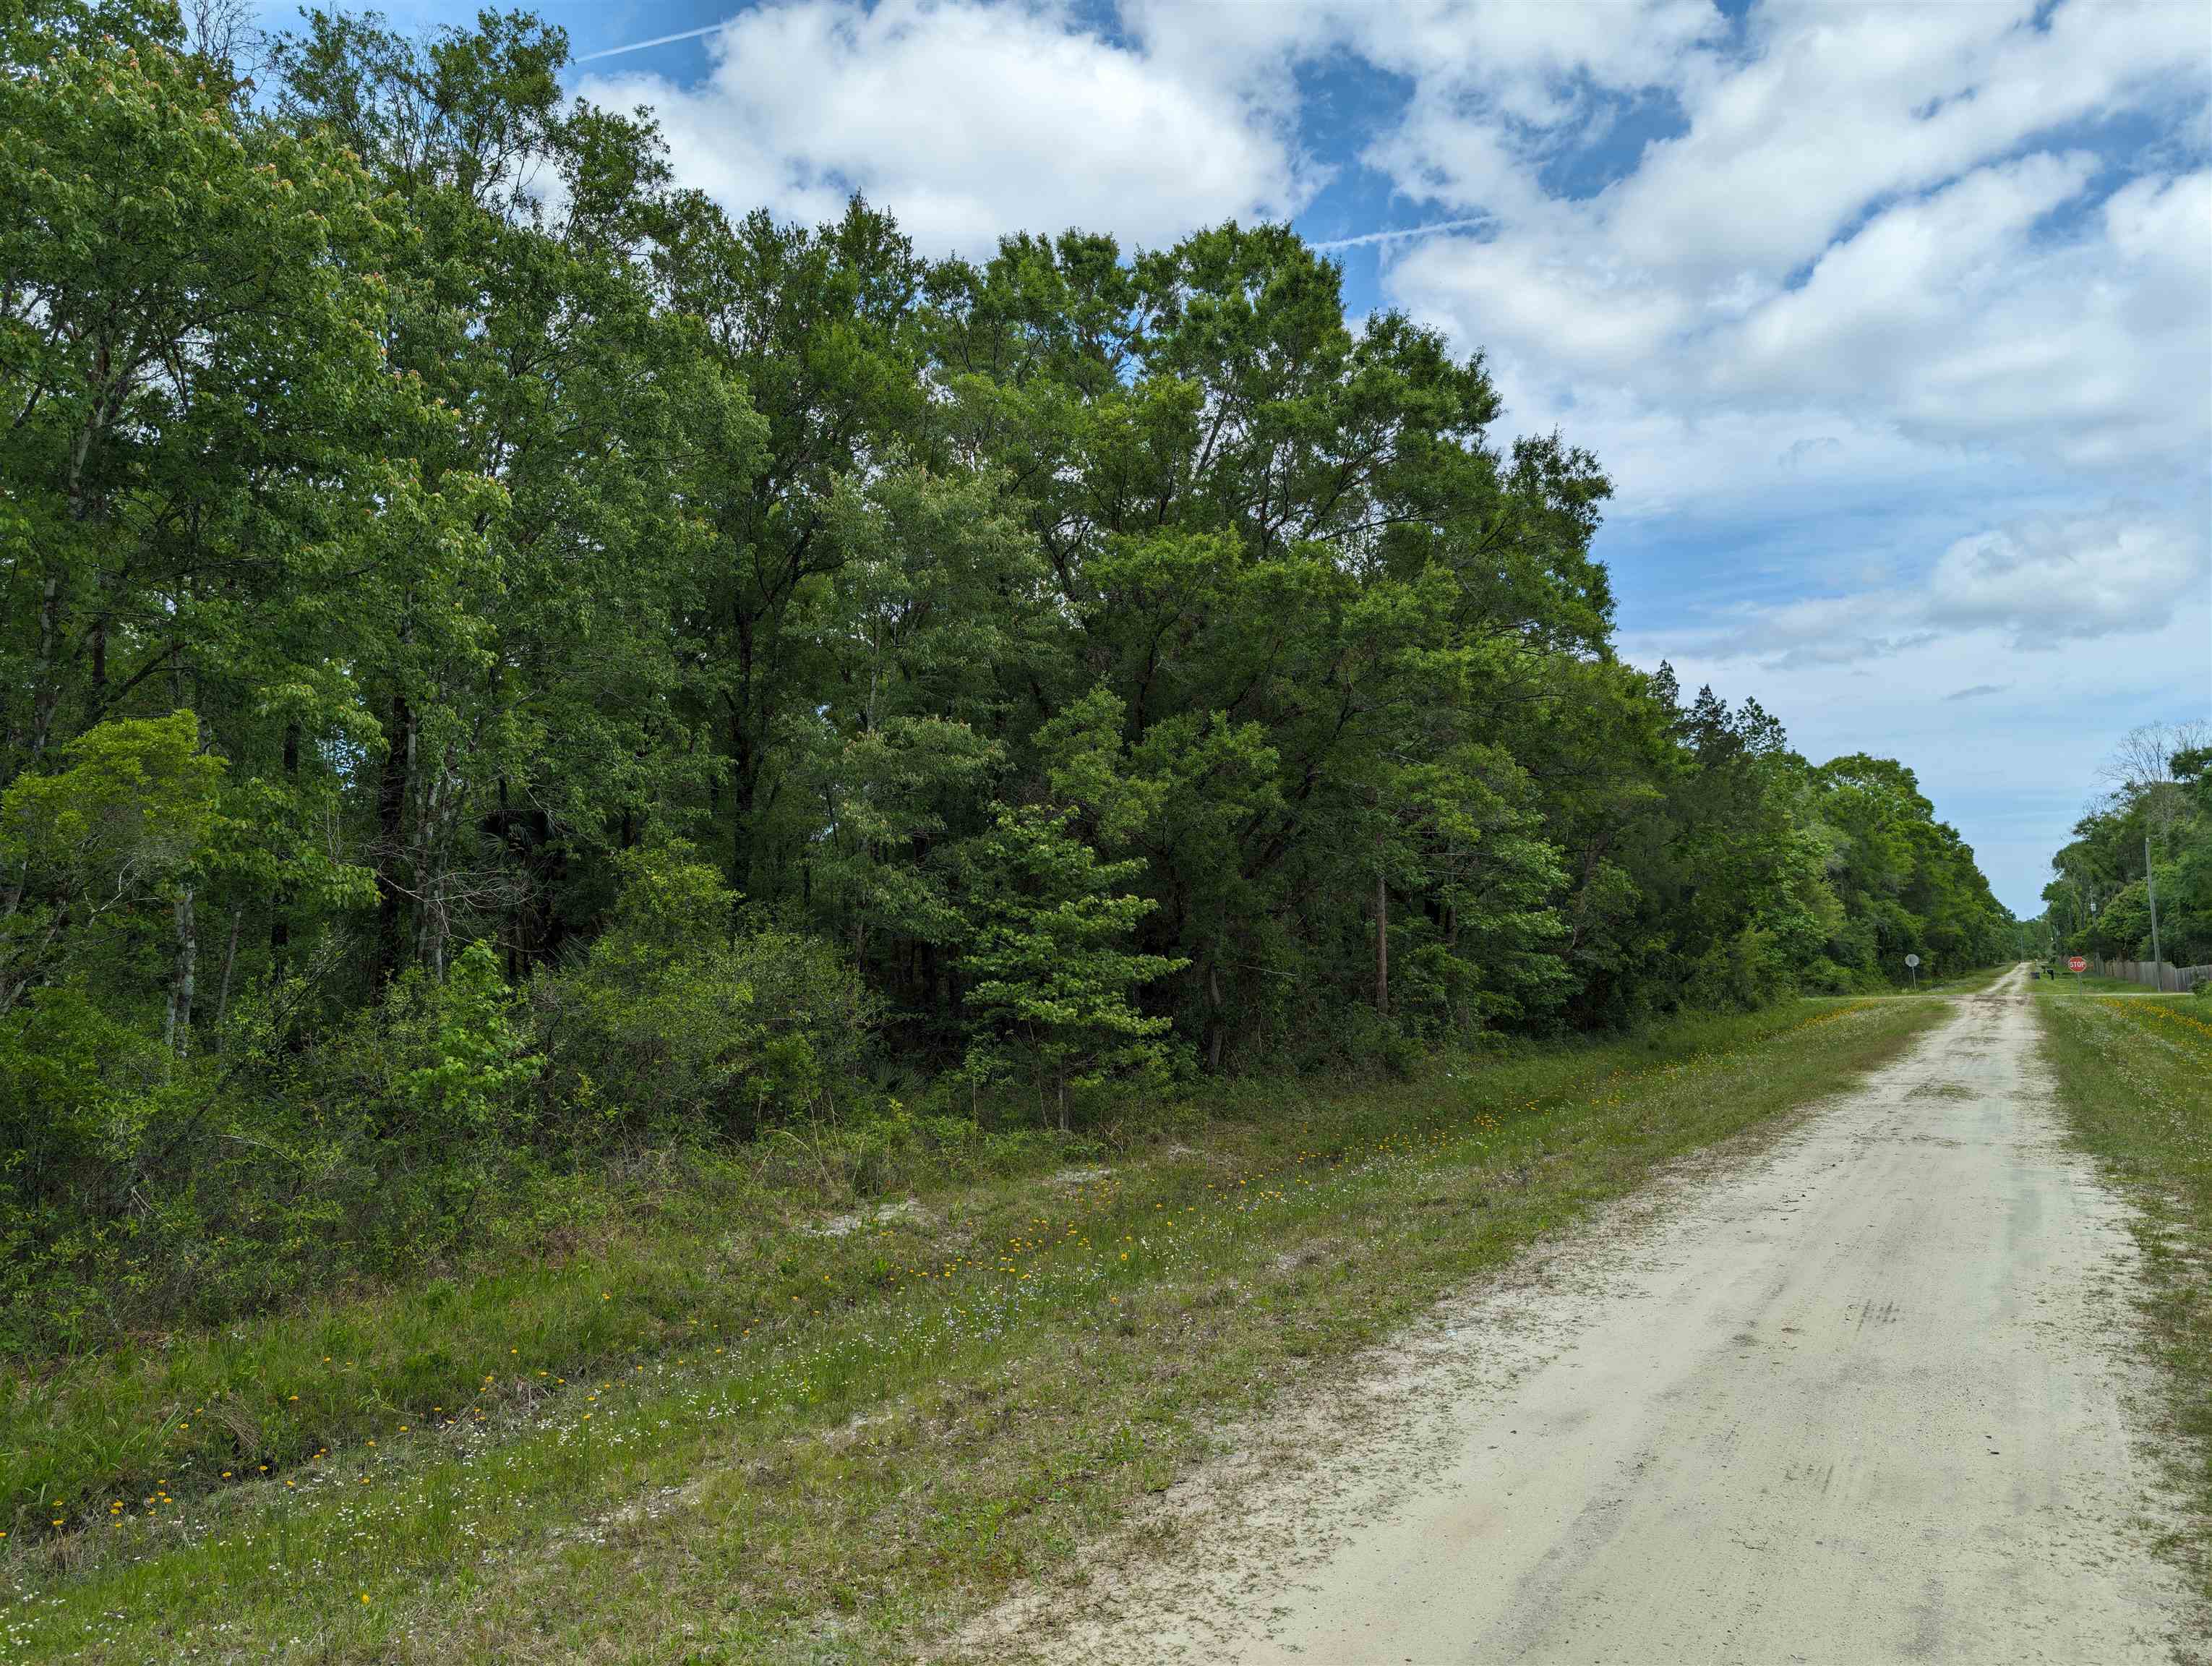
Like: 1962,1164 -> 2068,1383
950,970 -> 2188,1665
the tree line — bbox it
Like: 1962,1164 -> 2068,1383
2042,721 -> 2212,971
0,4 -> 2013,1337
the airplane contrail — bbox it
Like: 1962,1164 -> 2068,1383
575,19 -> 734,63
562,33 -> 1489,260
1308,217 -> 1491,252
565,34 -> 1486,261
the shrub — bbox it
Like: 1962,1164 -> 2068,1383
531,846 -> 878,1140
1681,926 -> 1791,1011
0,973 -> 372,1351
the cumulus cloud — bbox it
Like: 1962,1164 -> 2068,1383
1391,152 -> 2211,506
1927,518 -> 2207,645
1356,0 -> 2205,279
1603,1 -> 2201,276
1720,152 -> 2099,398
576,0 -> 1316,253
1642,511 -> 2208,671
570,0 -> 2208,497
1367,0 -> 2210,511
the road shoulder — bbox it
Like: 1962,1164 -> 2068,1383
944,996 -> 1972,1665
2033,986 -> 2212,1662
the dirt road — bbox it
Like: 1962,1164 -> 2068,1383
1009,969 -> 2185,1663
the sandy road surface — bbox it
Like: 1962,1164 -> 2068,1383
1001,970 -> 2185,1664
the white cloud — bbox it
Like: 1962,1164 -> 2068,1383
1628,510 -> 2208,670
1392,152 -> 2211,505
1124,0 -> 1717,129
577,0 -> 1315,253
1927,517 -> 2208,645
1368,0 -> 2207,282
1390,228 -> 1694,377
1368,0 -> 2211,517
1720,152 -> 2098,396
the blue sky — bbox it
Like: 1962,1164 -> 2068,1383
268,0 -> 2211,916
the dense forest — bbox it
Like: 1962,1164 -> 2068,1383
1,4 -> 2013,1340
2042,721 -> 2212,971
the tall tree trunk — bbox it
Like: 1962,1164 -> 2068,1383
27,574 -> 62,766
1373,834 -> 1389,1018
165,702 -> 208,1054
412,747 -> 461,981
1205,951 -> 1225,1072
270,722 -> 299,958
729,703 -> 756,893
500,776 -> 518,982
31,364 -> 125,767
214,898 -> 245,1033
374,693 -> 413,983
166,883 -> 197,1056
728,604 -> 758,892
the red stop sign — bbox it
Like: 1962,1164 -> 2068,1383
2067,956 -> 2087,972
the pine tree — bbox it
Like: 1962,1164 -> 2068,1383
959,806 -> 1186,1129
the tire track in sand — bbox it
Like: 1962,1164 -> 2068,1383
966,968 -> 2187,1665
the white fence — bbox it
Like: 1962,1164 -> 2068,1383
2091,957 -> 2212,993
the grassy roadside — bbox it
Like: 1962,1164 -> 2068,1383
2033,988 -> 2212,1648
1,996 -> 1945,1664
2035,970 -> 2163,996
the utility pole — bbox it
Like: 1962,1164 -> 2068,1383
2145,834 -> 2164,989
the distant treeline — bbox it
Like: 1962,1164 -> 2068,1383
0,5 -> 2012,1337
2043,722 -> 2212,969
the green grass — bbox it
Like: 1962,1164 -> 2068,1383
2031,969 -> 2164,996
2035,992 -> 2212,1649
0,996 -> 1947,1664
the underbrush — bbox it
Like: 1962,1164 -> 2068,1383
1915,962 -> 2012,995
0,852 -> 878,1357
0,994 -> 1941,1663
